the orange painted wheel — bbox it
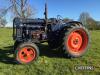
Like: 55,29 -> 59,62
15,42 -> 39,64
64,25 -> 89,57
67,29 -> 88,52
18,47 -> 36,63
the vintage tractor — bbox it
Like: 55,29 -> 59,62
13,4 -> 90,64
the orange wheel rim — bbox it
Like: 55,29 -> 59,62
66,29 -> 88,54
18,47 -> 36,63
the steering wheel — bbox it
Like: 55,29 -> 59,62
57,15 -> 63,23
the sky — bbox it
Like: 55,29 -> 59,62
0,0 -> 100,26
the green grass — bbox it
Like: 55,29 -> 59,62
0,28 -> 100,75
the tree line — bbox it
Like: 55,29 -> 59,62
64,12 -> 100,30
79,12 -> 100,30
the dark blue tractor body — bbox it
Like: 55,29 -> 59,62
13,17 -> 82,48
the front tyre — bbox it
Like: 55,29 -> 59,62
15,42 -> 39,64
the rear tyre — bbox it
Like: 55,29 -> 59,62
15,42 -> 39,64
63,24 -> 90,57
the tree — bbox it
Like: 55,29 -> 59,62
0,18 -> 7,27
87,18 -> 97,30
0,8 -> 8,27
10,0 -> 36,18
79,12 -> 97,30
79,12 -> 90,27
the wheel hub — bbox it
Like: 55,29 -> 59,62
18,47 -> 36,63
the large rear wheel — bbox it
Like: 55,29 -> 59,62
64,24 -> 90,57
15,42 -> 39,64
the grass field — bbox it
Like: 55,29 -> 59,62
0,28 -> 100,75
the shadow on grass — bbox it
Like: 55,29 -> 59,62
0,46 -> 16,64
38,44 -> 67,58
0,43 -> 67,64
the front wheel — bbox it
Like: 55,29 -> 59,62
64,24 -> 90,57
14,42 -> 39,64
